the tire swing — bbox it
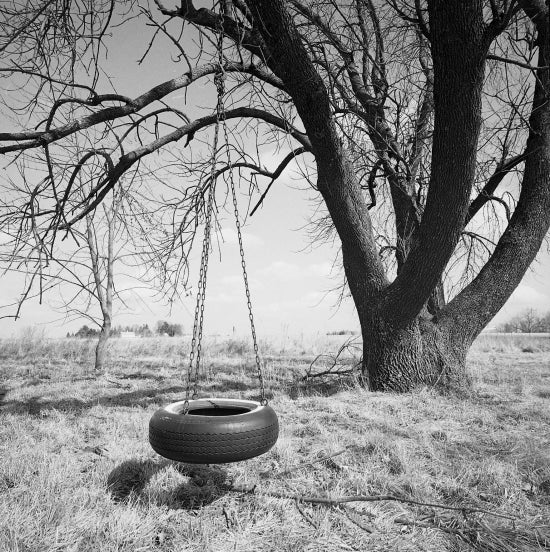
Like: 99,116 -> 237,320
149,40 -> 278,464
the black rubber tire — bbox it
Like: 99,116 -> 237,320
149,398 -> 279,464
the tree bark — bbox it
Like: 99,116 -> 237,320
95,317 -> 111,373
382,0 -> 488,327
360,316 -> 469,392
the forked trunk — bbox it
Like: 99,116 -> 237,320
360,316 -> 469,393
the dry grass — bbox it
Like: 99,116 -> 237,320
0,333 -> 549,551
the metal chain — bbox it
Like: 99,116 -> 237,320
217,69 -> 268,405
184,129 -> 218,410
183,24 -> 225,412
184,9 -> 267,408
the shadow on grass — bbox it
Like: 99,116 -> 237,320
21,375 -> 101,388
0,385 -> 186,416
203,379 -> 256,394
1,377 -> 278,416
106,458 -> 229,510
113,371 -> 166,381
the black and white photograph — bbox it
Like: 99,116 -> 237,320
1,1 -> 549,550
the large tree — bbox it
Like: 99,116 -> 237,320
0,0 -> 549,391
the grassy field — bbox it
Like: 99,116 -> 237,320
0,332 -> 549,551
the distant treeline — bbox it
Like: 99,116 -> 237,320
497,309 -> 550,333
67,320 -> 183,338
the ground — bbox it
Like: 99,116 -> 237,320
0,333 -> 549,551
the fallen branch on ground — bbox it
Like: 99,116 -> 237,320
227,483 -> 516,520
228,483 -> 549,550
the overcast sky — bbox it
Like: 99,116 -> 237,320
0,5 -> 549,339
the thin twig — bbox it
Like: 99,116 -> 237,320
303,365 -> 357,380
304,335 -> 361,380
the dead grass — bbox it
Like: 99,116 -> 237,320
0,333 -> 549,551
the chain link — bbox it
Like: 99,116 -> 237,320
183,21 -> 225,413
184,126 -> 217,411
183,8 -> 267,408
218,72 -> 267,405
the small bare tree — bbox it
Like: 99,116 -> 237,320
2,188 -> 138,372
81,191 -> 117,372
1,158 -> 159,372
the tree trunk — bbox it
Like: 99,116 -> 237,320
361,315 -> 469,393
95,318 -> 111,373
86,197 -> 116,374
